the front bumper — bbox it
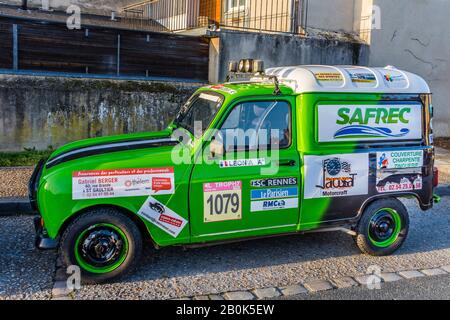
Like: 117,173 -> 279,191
34,217 -> 58,250
29,159 -> 57,250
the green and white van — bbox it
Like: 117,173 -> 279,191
31,63 -> 439,283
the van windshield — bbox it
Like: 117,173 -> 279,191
175,92 -> 224,138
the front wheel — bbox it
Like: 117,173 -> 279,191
60,208 -> 143,284
355,198 -> 409,256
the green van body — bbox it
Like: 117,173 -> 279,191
31,85 -> 434,246
29,65 -> 436,280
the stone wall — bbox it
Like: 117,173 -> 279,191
0,75 -> 202,151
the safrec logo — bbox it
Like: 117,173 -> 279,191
318,104 -> 423,142
316,158 -> 357,191
334,106 -> 411,139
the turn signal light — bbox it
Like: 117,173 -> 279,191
433,167 -> 439,187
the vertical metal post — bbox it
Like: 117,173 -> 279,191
304,0 -> 308,34
12,24 -> 18,71
117,34 -> 121,76
290,0 -> 296,34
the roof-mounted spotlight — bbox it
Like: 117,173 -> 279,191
253,60 -> 264,74
237,59 -> 254,73
238,59 -> 246,73
228,61 -> 238,73
244,59 -> 253,73
227,59 -> 267,83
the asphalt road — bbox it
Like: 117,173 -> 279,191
0,193 -> 449,300
277,274 -> 450,300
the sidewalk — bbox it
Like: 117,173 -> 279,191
435,147 -> 450,182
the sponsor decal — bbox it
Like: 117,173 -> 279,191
376,150 -> 423,193
349,72 -> 376,83
314,72 -> 344,82
377,150 -> 423,170
318,104 -> 423,142
72,168 -> 174,200
376,168 -> 422,193
199,92 -> 221,103
137,196 -> 187,237
210,84 -> 237,95
219,158 -> 266,168
384,74 -> 404,82
203,181 -> 242,222
304,153 -> 369,199
379,70 -> 408,88
251,177 -> 297,188
152,177 -> 173,193
251,198 -> 298,212
251,187 -> 298,200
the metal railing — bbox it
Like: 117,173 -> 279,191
122,0 -> 308,34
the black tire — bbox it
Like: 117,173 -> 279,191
60,207 -> 143,284
355,198 -> 409,256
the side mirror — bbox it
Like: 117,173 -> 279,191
210,138 -> 224,158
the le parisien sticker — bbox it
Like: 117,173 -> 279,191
203,181 -> 242,223
72,167 -> 174,200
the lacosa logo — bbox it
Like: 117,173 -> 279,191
334,107 -> 411,139
316,158 -> 357,190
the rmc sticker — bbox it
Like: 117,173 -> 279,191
72,167 -> 174,200
304,153 -> 369,199
203,181 -> 242,223
137,196 -> 187,238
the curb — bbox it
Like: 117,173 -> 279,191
47,263 -> 450,300
177,265 -> 450,300
0,198 -> 35,216
0,166 -> 35,170
51,258 -> 74,300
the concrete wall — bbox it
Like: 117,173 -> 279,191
216,29 -> 369,82
307,0 -> 355,33
353,0 -> 373,43
0,75 -> 201,151
366,0 -> 450,137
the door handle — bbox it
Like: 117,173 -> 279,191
279,159 -> 296,167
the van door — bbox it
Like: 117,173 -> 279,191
189,98 -> 301,242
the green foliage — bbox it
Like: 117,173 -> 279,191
0,147 -> 54,167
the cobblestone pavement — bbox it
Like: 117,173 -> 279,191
1,195 -> 448,300
0,167 -> 33,198
0,216 -> 56,300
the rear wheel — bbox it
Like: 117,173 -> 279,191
355,198 -> 409,256
60,208 -> 143,284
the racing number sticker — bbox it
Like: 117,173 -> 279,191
203,181 -> 242,222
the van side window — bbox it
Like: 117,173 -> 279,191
219,101 -> 291,152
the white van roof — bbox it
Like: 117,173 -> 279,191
264,65 -> 430,94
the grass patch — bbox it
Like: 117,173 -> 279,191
0,147 -> 54,167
